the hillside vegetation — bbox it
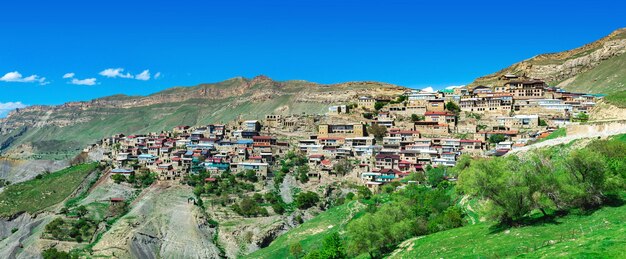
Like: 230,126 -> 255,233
0,163 -> 97,217
250,136 -> 626,258
389,200 -> 626,258
244,201 -> 365,259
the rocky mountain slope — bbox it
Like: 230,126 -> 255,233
0,76 -> 405,158
471,28 -> 626,93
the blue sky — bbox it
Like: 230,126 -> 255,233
1,0 -> 625,116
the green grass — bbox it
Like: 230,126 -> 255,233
390,201 -> 626,258
538,128 -> 566,142
0,163 -> 97,217
613,134 -> 626,143
563,52 -> 626,94
244,201 -> 365,259
604,90 -> 626,108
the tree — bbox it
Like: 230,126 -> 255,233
488,134 -> 506,144
333,159 -> 353,176
367,124 -> 387,141
295,191 -> 320,209
346,214 -> 384,258
297,165 -> 310,183
458,156 -> 534,224
573,112 -> 589,122
445,101 -> 461,114
356,186 -> 372,200
319,232 -> 346,259
289,242 -> 304,259
76,205 -> 88,218
426,166 -> 445,187
243,170 -> 259,182
272,203 -> 285,215
442,207 -> 463,229
111,174 -> 127,184
411,114 -> 424,122
374,102 -> 385,111
538,118 -> 548,126
252,193 -> 264,203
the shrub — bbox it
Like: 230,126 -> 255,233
295,191 -> 320,210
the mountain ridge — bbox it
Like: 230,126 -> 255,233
0,75 -> 406,158
471,27 -> 626,93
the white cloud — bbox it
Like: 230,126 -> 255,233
154,72 -> 161,79
70,78 -> 97,86
63,72 -> 75,79
0,71 -> 48,85
0,101 -> 28,117
445,85 -> 465,90
99,68 -> 133,79
99,68 -> 156,81
421,87 -> 435,93
135,70 -> 150,81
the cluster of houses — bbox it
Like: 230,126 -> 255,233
91,75 -> 602,191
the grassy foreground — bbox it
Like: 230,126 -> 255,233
390,200 -> 626,258
245,200 -> 365,259
0,163 -> 97,217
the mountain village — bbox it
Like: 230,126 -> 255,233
91,75 -> 602,192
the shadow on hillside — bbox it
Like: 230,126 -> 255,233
488,196 -> 625,234
577,195 -> 625,216
488,214 -> 562,234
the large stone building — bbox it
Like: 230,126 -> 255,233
318,123 -> 366,138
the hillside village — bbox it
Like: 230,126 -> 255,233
90,75 -> 602,192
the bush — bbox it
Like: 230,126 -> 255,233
367,124 -> 387,141
295,191 -> 320,210
272,203 -> 286,215
411,114 -> 424,122
458,139 -> 626,225
42,248 -> 76,259
488,134 -> 506,144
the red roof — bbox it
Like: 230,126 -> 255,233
205,177 -> 217,182
321,159 -> 332,166
110,198 -> 125,202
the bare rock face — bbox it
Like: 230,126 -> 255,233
0,213 -> 55,259
92,184 -> 222,259
0,158 -> 68,185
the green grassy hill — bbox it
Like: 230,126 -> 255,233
244,201 -> 365,259
0,163 -> 97,217
389,201 -> 626,258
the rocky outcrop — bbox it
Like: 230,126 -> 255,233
471,28 -> 626,91
91,183 -> 222,258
